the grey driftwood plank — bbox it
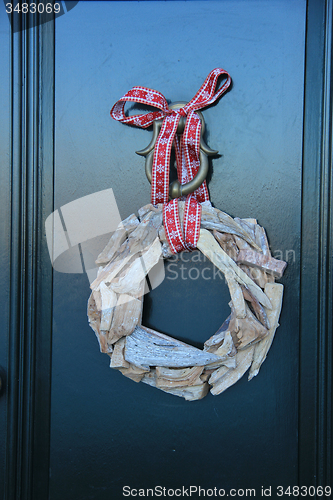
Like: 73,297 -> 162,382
125,326 -> 224,368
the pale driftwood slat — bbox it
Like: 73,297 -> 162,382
91,212 -> 163,291
99,282 -> 117,331
241,284 -> 270,329
254,224 -> 271,256
237,248 -> 287,278
155,366 -> 204,388
95,213 -> 139,265
226,277 -> 246,318
210,346 -> 255,396
204,330 -> 236,359
138,203 -> 163,221
229,302 -> 268,351
159,226 -> 174,259
197,229 -> 272,309
234,217 -> 256,241
110,237 -> 162,295
217,212 -> 261,250
248,283 -> 284,380
213,230 -> 239,261
119,362 -> 150,383
90,243 -> 131,290
142,370 -> 209,401
128,210 -> 163,255
109,294 -> 142,340
110,337 -> 129,369
125,326 -> 224,368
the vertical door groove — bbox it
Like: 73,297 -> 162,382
300,0 -> 333,488
5,13 -> 55,500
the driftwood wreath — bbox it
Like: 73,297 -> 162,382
87,69 -> 286,400
87,201 -> 286,401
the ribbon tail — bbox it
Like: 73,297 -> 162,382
182,111 -> 209,203
151,114 -> 180,205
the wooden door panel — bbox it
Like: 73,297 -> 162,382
50,2 -> 305,498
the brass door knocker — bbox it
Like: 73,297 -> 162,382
136,102 -> 218,199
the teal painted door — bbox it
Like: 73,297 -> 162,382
51,2 -> 304,498
1,1 -> 332,499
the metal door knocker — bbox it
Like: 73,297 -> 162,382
136,102 -> 217,199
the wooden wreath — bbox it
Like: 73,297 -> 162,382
87,201 -> 286,401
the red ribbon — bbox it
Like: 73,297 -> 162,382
163,195 -> 202,253
111,68 -> 231,253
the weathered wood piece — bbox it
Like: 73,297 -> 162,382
99,282 -> 117,331
179,200 -> 260,250
90,242 -> 131,290
87,291 -> 102,345
241,285 -> 270,329
234,217 -> 256,241
161,383 -> 209,401
234,229 -> 275,288
204,328 -> 236,356
91,212 -> 163,291
138,203 -> 163,221
204,329 -> 237,369
197,229 -> 272,309
254,225 -> 270,256
92,288 -> 102,311
217,212 -> 261,250
156,366 -> 204,388
110,337 -> 129,369
119,365 -> 149,383
237,249 -> 287,278
213,230 -> 239,261
210,346 -> 255,395
239,262 -> 274,289
248,283 -> 284,380
142,370 -> 209,401
109,294 -> 142,340
201,204 -> 220,223
87,290 -> 113,353
95,214 -> 139,265
135,279 -> 147,324
117,353 -> 150,382
159,226 -> 174,259
125,326 -> 225,368
242,218 -> 257,224
110,237 -> 162,295
208,365 -> 231,386
229,302 -> 268,350
126,210 -> 162,255
226,277 -> 246,318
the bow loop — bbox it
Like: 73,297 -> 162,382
111,68 -> 231,204
111,68 -> 231,253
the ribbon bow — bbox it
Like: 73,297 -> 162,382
111,68 -> 231,253
111,68 -> 231,205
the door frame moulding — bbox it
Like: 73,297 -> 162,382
5,13 -> 55,500
299,0 -> 333,487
